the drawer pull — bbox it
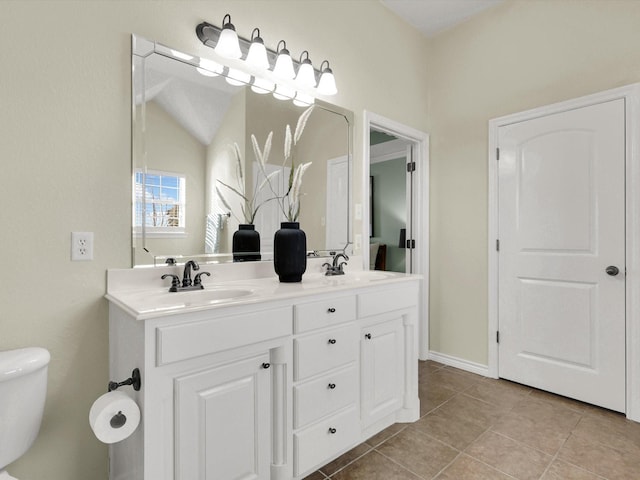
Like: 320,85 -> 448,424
261,362 -> 271,369
328,427 -> 337,434
328,338 -> 337,345
364,333 -> 372,340
327,307 -> 336,313
328,383 -> 336,389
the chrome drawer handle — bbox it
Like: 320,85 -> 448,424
327,307 -> 336,313
328,427 -> 337,434
328,338 -> 337,345
328,383 -> 336,389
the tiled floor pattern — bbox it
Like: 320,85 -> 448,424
305,360 -> 640,480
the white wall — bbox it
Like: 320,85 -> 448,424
0,1 -> 428,479
427,0 -> 640,364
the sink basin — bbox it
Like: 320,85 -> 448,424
114,287 -> 256,316
153,288 -> 254,307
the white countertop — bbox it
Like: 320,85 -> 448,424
106,264 -> 421,320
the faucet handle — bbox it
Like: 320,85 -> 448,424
193,271 -> 211,287
161,274 -> 180,292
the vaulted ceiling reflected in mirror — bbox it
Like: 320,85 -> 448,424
132,35 -> 352,267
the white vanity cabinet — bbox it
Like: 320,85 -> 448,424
107,270 -> 420,480
108,302 -> 293,480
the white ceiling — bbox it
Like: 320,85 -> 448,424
381,0 -> 505,37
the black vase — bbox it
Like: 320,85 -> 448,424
232,224 -> 261,262
273,222 -> 307,282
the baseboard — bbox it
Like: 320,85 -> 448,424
428,351 -> 491,378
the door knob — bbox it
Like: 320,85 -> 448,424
606,266 -> 620,276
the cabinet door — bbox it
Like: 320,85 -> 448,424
361,317 -> 404,427
175,353 -> 271,480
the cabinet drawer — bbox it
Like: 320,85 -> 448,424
156,306 -> 292,365
294,325 -> 357,381
357,283 -> 418,318
294,366 -> 357,429
294,406 -> 358,477
294,296 -> 356,333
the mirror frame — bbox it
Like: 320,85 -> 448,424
131,34 -> 353,267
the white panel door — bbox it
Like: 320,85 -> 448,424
498,99 -> 626,412
175,353 -> 271,480
326,156 -> 349,250
360,317 -> 404,427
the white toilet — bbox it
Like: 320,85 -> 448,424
0,347 -> 50,480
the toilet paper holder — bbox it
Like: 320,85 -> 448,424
108,368 -> 141,392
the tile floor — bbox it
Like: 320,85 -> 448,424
305,360 -> 640,480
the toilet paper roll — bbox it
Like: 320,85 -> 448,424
89,390 -> 140,444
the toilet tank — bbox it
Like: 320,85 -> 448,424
0,347 -> 50,470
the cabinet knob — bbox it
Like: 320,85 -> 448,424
328,383 -> 336,389
328,427 -> 337,434
327,307 -> 336,313
365,333 -> 372,340
328,338 -> 337,345
261,362 -> 271,369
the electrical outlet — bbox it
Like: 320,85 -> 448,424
354,233 -> 362,252
71,232 -> 94,261
355,203 -> 362,221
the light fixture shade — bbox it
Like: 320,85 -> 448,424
293,92 -> 315,107
273,83 -> 296,101
196,58 -> 223,77
226,68 -> 251,86
317,61 -> 338,95
215,15 -> 242,59
295,62 -> 316,88
273,41 -> 295,79
251,76 -> 275,94
246,29 -> 270,70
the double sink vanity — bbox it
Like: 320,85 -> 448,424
106,258 -> 421,479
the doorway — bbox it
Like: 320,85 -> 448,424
363,111 -> 429,359
488,84 -> 640,420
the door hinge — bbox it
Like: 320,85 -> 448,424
496,239 -> 500,251
406,161 -> 416,173
405,239 -> 416,249
496,331 -> 500,343
496,147 -> 500,160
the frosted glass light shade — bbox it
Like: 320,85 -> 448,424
226,68 -> 251,86
273,50 -> 295,79
246,41 -> 270,70
273,83 -> 296,100
293,92 -> 315,107
215,27 -> 242,59
317,69 -> 337,95
251,76 -> 275,94
295,61 -> 316,88
196,58 -> 223,77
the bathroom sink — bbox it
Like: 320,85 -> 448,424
113,287 -> 256,316
151,288 -> 254,307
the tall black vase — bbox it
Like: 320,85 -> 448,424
273,222 -> 307,282
232,224 -> 261,262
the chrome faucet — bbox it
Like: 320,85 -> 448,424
161,260 -> 210,292
323,253 -> 349,276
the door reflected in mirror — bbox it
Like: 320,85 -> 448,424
132,35 -> 352,266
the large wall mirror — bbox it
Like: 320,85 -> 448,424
132,35 -> 353,266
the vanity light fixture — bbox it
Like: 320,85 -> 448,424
293,92 -> 315,107
317,60 -> 338,96
196,16 -> 338,103
214,14 -> 242,59
245,28 -> 270,69
273,40 -> 296,79
196,58 -> 223,77
295,51 -> 317,88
